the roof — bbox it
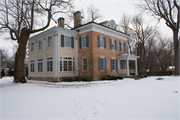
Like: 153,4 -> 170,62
71,21 -> 129,36
117,54 -> 140,60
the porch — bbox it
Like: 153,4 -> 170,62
117,54 -> 139,76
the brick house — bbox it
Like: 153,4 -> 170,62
28,11 -> 139,81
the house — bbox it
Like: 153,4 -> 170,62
28,11 -> 139,82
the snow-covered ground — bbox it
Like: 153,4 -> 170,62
0,76 -> 179,120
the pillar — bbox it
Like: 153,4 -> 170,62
126,60 -> 129,76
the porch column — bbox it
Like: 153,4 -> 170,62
126,59 -> 129,76
135,60 -> 138,75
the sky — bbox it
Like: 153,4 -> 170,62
0,0 -> 176,56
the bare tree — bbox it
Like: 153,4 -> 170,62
137,0 -> 179,75
86,4 -> 103,22
0,0 -> 73,83
119,13 -> 134,54
131,15 -> 158,74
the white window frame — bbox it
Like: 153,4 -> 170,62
82,58 -> 87,72
100,36 -> 104,48
31,42 -> 34,52
38,39 -> 42,50
60,56 -> 76,72
47,57 -> 53,72
64,36 -> 71,48
38,59 -> 43,72
111,39 -> 115,50
47,36 -> 52,48
82,36 -> 87,48
30,60 -> 35,72
112,59 -> 116,71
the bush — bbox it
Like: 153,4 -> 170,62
102,74 -> 124,80
61,76 -> 93,82
1,70 -> 5,77
138,74 -> 148,78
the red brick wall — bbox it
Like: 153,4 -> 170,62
78,31 -> 128,80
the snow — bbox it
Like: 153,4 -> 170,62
0,76 -> 180,120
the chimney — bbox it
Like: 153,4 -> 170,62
58,17 -> 64,28
74,11 -> 81,27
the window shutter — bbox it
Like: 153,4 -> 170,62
116,59 -> 118,71
98,36 -> 100,48
79,37 -> 82,49
104,37 -> 106,48
111,59 -> 113,71
120,42 -> 122,51
86,35 -> 89,47
71,36 -> 74,48
61,35 -> 64,47
104,58 -> 107,70
115,40 -> 117,50
98,57 -> 101,71
110,39 -> 112,50
124,43 -> 126,52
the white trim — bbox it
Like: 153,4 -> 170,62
35,41 -> 37,77
75,37 -> 78,76
54,33 -> 58,77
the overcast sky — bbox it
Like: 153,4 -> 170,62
0,0 -> 176,55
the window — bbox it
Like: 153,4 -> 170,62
82,58 -> 87,72
82,36 -> 87,48
111,59 -> 117,71
98,57 -> 107,71
47,36 -> 52,48
100,36 -> 104,48
100,58 -> 104,71
47,57 -> 53,72
120,42 -> 126,52
60,57 -> 75,72
30,60 -> 35,72
31,42 -> 34,52
79,35 -> 89,49
38,59 -> 43,72
111,40 -> 115,50
64,36 -> 71,47
38,40 -> 42,50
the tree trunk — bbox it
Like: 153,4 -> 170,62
173,31 -> 179,75
14,29 -> 30,83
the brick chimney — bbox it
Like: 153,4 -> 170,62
74,11 -> 81,27
58,17 -> 64,28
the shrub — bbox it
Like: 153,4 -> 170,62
61,76 -> 93,82
102,74 -> 124,80
61,77 -> 75,82
81,76 -> 93,82
1,70 -> 5,77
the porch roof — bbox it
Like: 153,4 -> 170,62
117,54 -> 140,61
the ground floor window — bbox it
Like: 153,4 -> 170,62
30,60 -> 35,72
47,57 -> 53,72
111,59 -> 117,71
60,57 -> 75,72
38,59 -> 43,72
82,58 -> 87,72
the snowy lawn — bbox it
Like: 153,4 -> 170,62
0,76 -> 179,120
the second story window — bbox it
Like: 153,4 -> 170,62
98,36 -> 106,49
31,42 -> 34,52
79,35 -> 89,49
38,40 -> 42,50
47,36 -> 52,48
110,39 -> 117,50
64,36 -> 71,47
120,42 -> 126,52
